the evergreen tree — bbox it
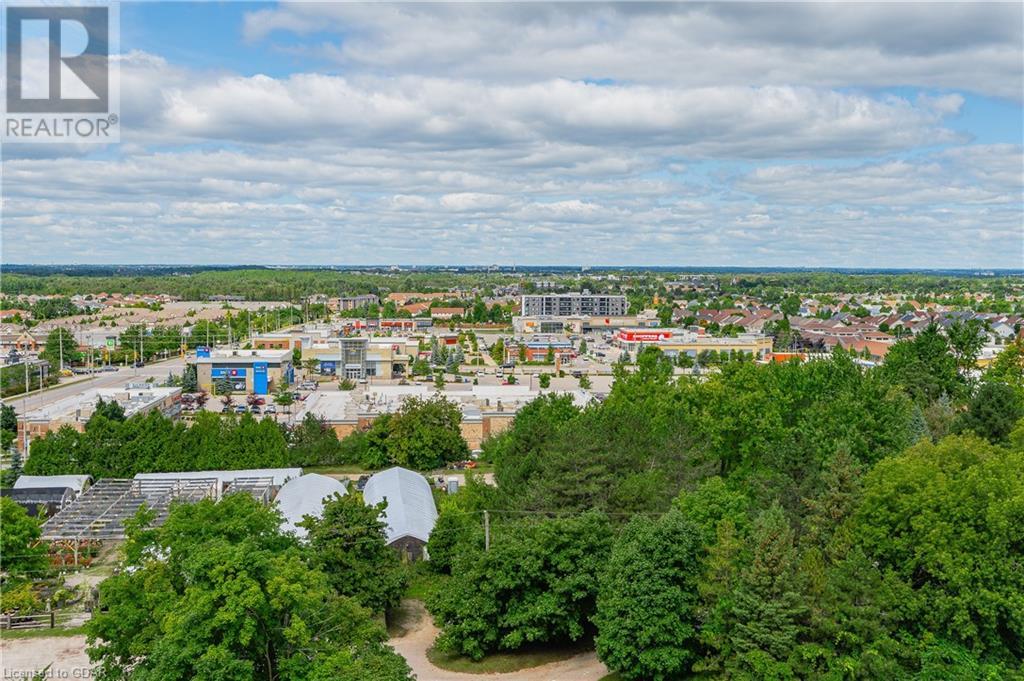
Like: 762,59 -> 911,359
728,505 -> 807,677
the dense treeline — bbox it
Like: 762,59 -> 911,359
3,268 -> 1019,302
1,269 -> 512,300
23,396 -> 471,478
426,337 -> 1024,677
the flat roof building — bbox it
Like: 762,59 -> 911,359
615,328 -> 773,360
17,385 -> 182,452
194,348 -> 293,395
521,293 -> 628,317
302,337 -> 416,380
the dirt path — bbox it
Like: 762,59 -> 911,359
1,635 -> 92,677
388,600 -> 608,681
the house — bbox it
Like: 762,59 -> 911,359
362,467 -> 438,561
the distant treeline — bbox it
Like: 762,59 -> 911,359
2,267 -> 1022,302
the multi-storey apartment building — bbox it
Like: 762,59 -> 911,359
521,292 -> 627,317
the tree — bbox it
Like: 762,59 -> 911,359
427,471 -> 498,574
0,497 -> 49,580
430,511 -> 613,660
91,398 -> 126,423
595,511 -> 705,681
955,381 -> 1024,444
489,338 -> 505,364
947,319 -> 986,377
850,434 -> 1024,662
578,373 -> 592,389
880,324 -> 963,403
286,413 -> 340,466
726,505 -> 807,678
180,364 -> 198,393
411,358 -> 430,376
301,494 -> 407,613
386,396 -> 468,470
1,404 -> 17,433
489,393 -> 580,491
273,382 -> 295,417
780,295 -> 801,317
985,338 -> 1024,395
578,338 -> 588,355
40,327 -> 79,370
538,373 -> 551,389
213,376 -> 233,397
87,494 -> 412,681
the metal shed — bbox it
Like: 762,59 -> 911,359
1,486 -> 77,517
275,473 -> 347,539
14,475 -> 92,496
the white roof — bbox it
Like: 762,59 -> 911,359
13,475 -> 91,494
275,474 -> 348,539
134,468 -> 301,487
362,467 -> 438,545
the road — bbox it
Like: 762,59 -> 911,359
3,356 -> 187,415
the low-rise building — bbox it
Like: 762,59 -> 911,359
194,348 -> 293,395
615,328 -> 773,360
301,337 -> 417,379
294,383 -> 594,449
513,310 -> 657,335
16,385 -> 182,451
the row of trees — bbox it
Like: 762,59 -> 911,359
424,336 -> 1024,676
23,393 -> 472,478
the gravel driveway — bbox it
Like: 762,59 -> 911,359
388,600 -> 608,681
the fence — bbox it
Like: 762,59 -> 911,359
0,611 -> 83,630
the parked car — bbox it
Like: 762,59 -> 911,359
133,361 -> 145,368
234,405 -> 247,414
250,406 -> 261,415
102,365 -> 118,372
264,405 -> 277,414
355,475 -> 370,492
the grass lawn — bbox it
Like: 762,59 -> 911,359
426,641 -> 590,674
302,464 -> 375,475
599,674 -> 624,681
403,563 -> 450,601
0,625 -> 86,640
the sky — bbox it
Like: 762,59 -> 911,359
2,1 -> 1022,268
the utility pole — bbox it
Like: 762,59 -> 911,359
483,510 -> 490,551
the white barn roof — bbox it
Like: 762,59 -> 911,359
362,467 -> 438,545
14,475 -> 91,495
275,474 -> 347,539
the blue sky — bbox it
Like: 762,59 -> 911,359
3,2 -> 1022,267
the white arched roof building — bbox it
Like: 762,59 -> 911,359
275,473 -> 347,539
362,467 -> 438,549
